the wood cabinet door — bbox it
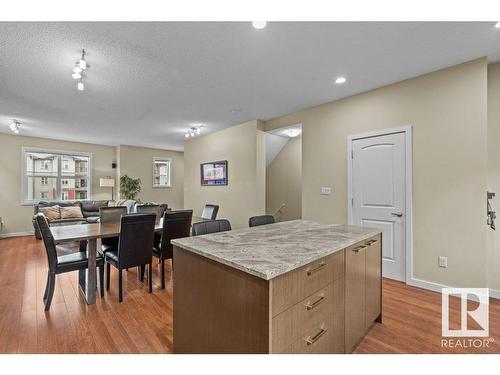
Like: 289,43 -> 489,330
344,242 -> 366,353
365,235 -> 382,329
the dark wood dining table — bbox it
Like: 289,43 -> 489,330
50,220 -> 164,305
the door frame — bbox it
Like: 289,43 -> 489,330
347,125 -> 413,284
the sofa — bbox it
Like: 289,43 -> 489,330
32,200 -> 110,239
32,200 -> 168,239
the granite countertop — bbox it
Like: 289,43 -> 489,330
171,220 -> 381,280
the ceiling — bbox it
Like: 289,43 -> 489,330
1,22 -> 499,151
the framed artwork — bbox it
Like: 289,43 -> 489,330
200,160 -> 228,186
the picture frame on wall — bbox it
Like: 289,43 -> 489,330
200,160 -> 228,186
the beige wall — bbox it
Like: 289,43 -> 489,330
265,59 -> 488,288
0,133 -> 116,234
117,145 -> 184,209
266,136 -> 302,221
183,120 -> 266,229
487,62 -> 500,290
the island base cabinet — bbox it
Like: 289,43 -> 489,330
173,232 -> 381,354
345,234 -> 382,353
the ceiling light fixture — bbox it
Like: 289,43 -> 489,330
185,126 -> 203,138
495,22 -> 500,28
335,76 -> 347,85
72,49 -> 89,91
9,119 -> 21,134
252,21 -> 267,29
284,128 -> 301,138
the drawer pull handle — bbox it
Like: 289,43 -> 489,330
306,262 -> 326,276
305,295 -> 325,310
305,328 -> 327,346
352,245 -> 367,253
366,239 -> 378,246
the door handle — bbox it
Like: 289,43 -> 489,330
391,212 -> 403,217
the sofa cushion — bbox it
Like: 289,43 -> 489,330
60,205 -> 84,219
80,200 -> 109,217
39,205 -> 61,221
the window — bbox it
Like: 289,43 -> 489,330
22,148 -> 92,204
153,158 -> 172,188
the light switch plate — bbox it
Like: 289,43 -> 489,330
321,187 -> 332,195
438,256 -> 448,268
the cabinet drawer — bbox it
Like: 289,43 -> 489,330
279,312 -> 344,354
271,278 -> 344,353
271,250 -> 344,315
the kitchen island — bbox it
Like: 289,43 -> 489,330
171,220 -> 382,354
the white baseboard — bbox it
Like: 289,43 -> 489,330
407,277 -> 500,301
0,231 -> 34,239
489,288 -> 500,300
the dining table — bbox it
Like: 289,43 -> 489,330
50,219 -> 164,305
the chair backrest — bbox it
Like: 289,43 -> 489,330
249,215 -> 275,228
35,213 -> 58,271
201,204 -> 219,220
136,204 -> 161,224
99,206 -> 127,223
117,214 -> 156,269
159,209 -> 193,259
192,219 -> 232,236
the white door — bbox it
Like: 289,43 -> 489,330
351,132 -> 406,281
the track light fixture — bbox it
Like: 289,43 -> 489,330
9,120 -> 21,134
185,126 -> 202,138
71,49 -> 89,91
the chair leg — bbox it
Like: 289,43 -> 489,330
118,269 -> 123,303
139,265 -> 145,282
98,265 -> 105,297
161,259 -> 165,289
43,272 -> 50,300
44,273 -> 56,311
148,263 -> 152,293
106,262 -> 111,291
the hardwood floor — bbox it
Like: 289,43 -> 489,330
1,235 -> 499,354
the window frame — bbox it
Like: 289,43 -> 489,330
152,157 -> 172,188
21,147 -> 92,205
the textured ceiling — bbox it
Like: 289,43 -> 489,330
1,22 -> 499,151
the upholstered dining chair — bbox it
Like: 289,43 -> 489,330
248,215 -> 275,227
35,213 -> 105,311
154,209 -> 193,289
104,214 -> 156,302
99,206 -> 127,256
191,219 -> 232,236
200,204 -> 219,220
136,204 -> 164,247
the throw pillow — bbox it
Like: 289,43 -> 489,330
39,205 -> 61,221
60,205 -> 84,219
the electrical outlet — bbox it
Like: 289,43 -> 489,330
438,256 -> 448,268
321,187 -> 332,195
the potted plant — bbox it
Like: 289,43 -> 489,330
120,175 -> 142,201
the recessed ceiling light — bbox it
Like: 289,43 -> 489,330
252,21 -> 267,30
283,128 -> 301,138
495,22 -> 500,28
335,76 -> 347,85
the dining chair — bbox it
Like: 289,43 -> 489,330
104,214 -> 156,302
35,213 -> 105,311
154,209 -> 193,289
99,206 -> 128,255
201,204 -> 219,220
191,219 -> 231,236
248,215 -> 275,227
136,204 -> 163,247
